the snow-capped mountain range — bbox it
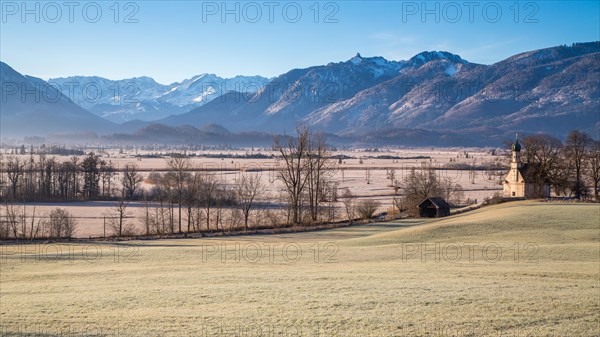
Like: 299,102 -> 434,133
1,42 -> 598,145
158,43 -> 598,141
48,74 -> 271,122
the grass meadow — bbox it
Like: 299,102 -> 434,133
1,201 -> 598,336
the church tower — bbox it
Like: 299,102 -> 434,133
503,134 -> 551,199
510,135 -> 522,180
503,135 -> 525,198
511,135 -> 521,167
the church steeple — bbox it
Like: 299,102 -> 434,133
512,133 -> 521,152
503,132 -> 549,198
511,134 -> 522,169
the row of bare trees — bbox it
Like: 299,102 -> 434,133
520,131 -> 600,199
273,127 -> 338,225
125,156 -> 267,236
0,152 -> 271,238
0,204 -> 77,240
0,152 -> 116,201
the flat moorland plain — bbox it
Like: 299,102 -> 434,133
1,201 -> 598,336
3,147 -> 502,237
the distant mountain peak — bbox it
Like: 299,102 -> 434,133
409,51 -> 468,66
346,53 -> 397,66
350,53 -> 363,65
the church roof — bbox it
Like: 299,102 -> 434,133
519,163 -> 551,184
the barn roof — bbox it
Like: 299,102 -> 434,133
418,197 -> 451,209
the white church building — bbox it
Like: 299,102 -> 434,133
503,137 -> 551,198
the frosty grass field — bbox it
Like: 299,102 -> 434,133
1,200 -> 599,336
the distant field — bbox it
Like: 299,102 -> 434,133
2,147 -> 503,237
1,201 -> 598,336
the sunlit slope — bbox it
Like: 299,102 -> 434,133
1,201 -> 598,336
346,201 -> 599,249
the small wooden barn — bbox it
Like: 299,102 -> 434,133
418,197 -> 451,218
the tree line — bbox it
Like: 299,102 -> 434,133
0,205 -> 78,240
1,128 -> 597,240
0,128 -> 344,239
0,152 -> 117,201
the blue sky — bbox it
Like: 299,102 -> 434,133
1,0 -> 598,84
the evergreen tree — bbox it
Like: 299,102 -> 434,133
81,152 -> 100,198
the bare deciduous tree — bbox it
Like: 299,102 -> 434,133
274,127 -> 335,225
565,130 -> 592,198
140,194 -> 153,235
439,177 -> 464,206
522,134 -> 562,197
3,203 -> 22,238
100,160 -> 115,197
27,206 -> 42,240
6,156 -> 24,200
274,127 -> 310,225
235,172 -> 263,230
392,196 -> 407,218
401,167 -> 465,214
386,169 -> 396,187
122,163 -> 143,200
45,208 -> 77,239
183,172 -> 201,233
200,173 -> 219,231
166,156 -> 191,233
341,188 -> 356,223
356,199 -> 380,221
109,197 -> 130,237
403,167 -> 440,201
306,132 -> 334,223
548,154 -> 573,197
586,140 -> 600,200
